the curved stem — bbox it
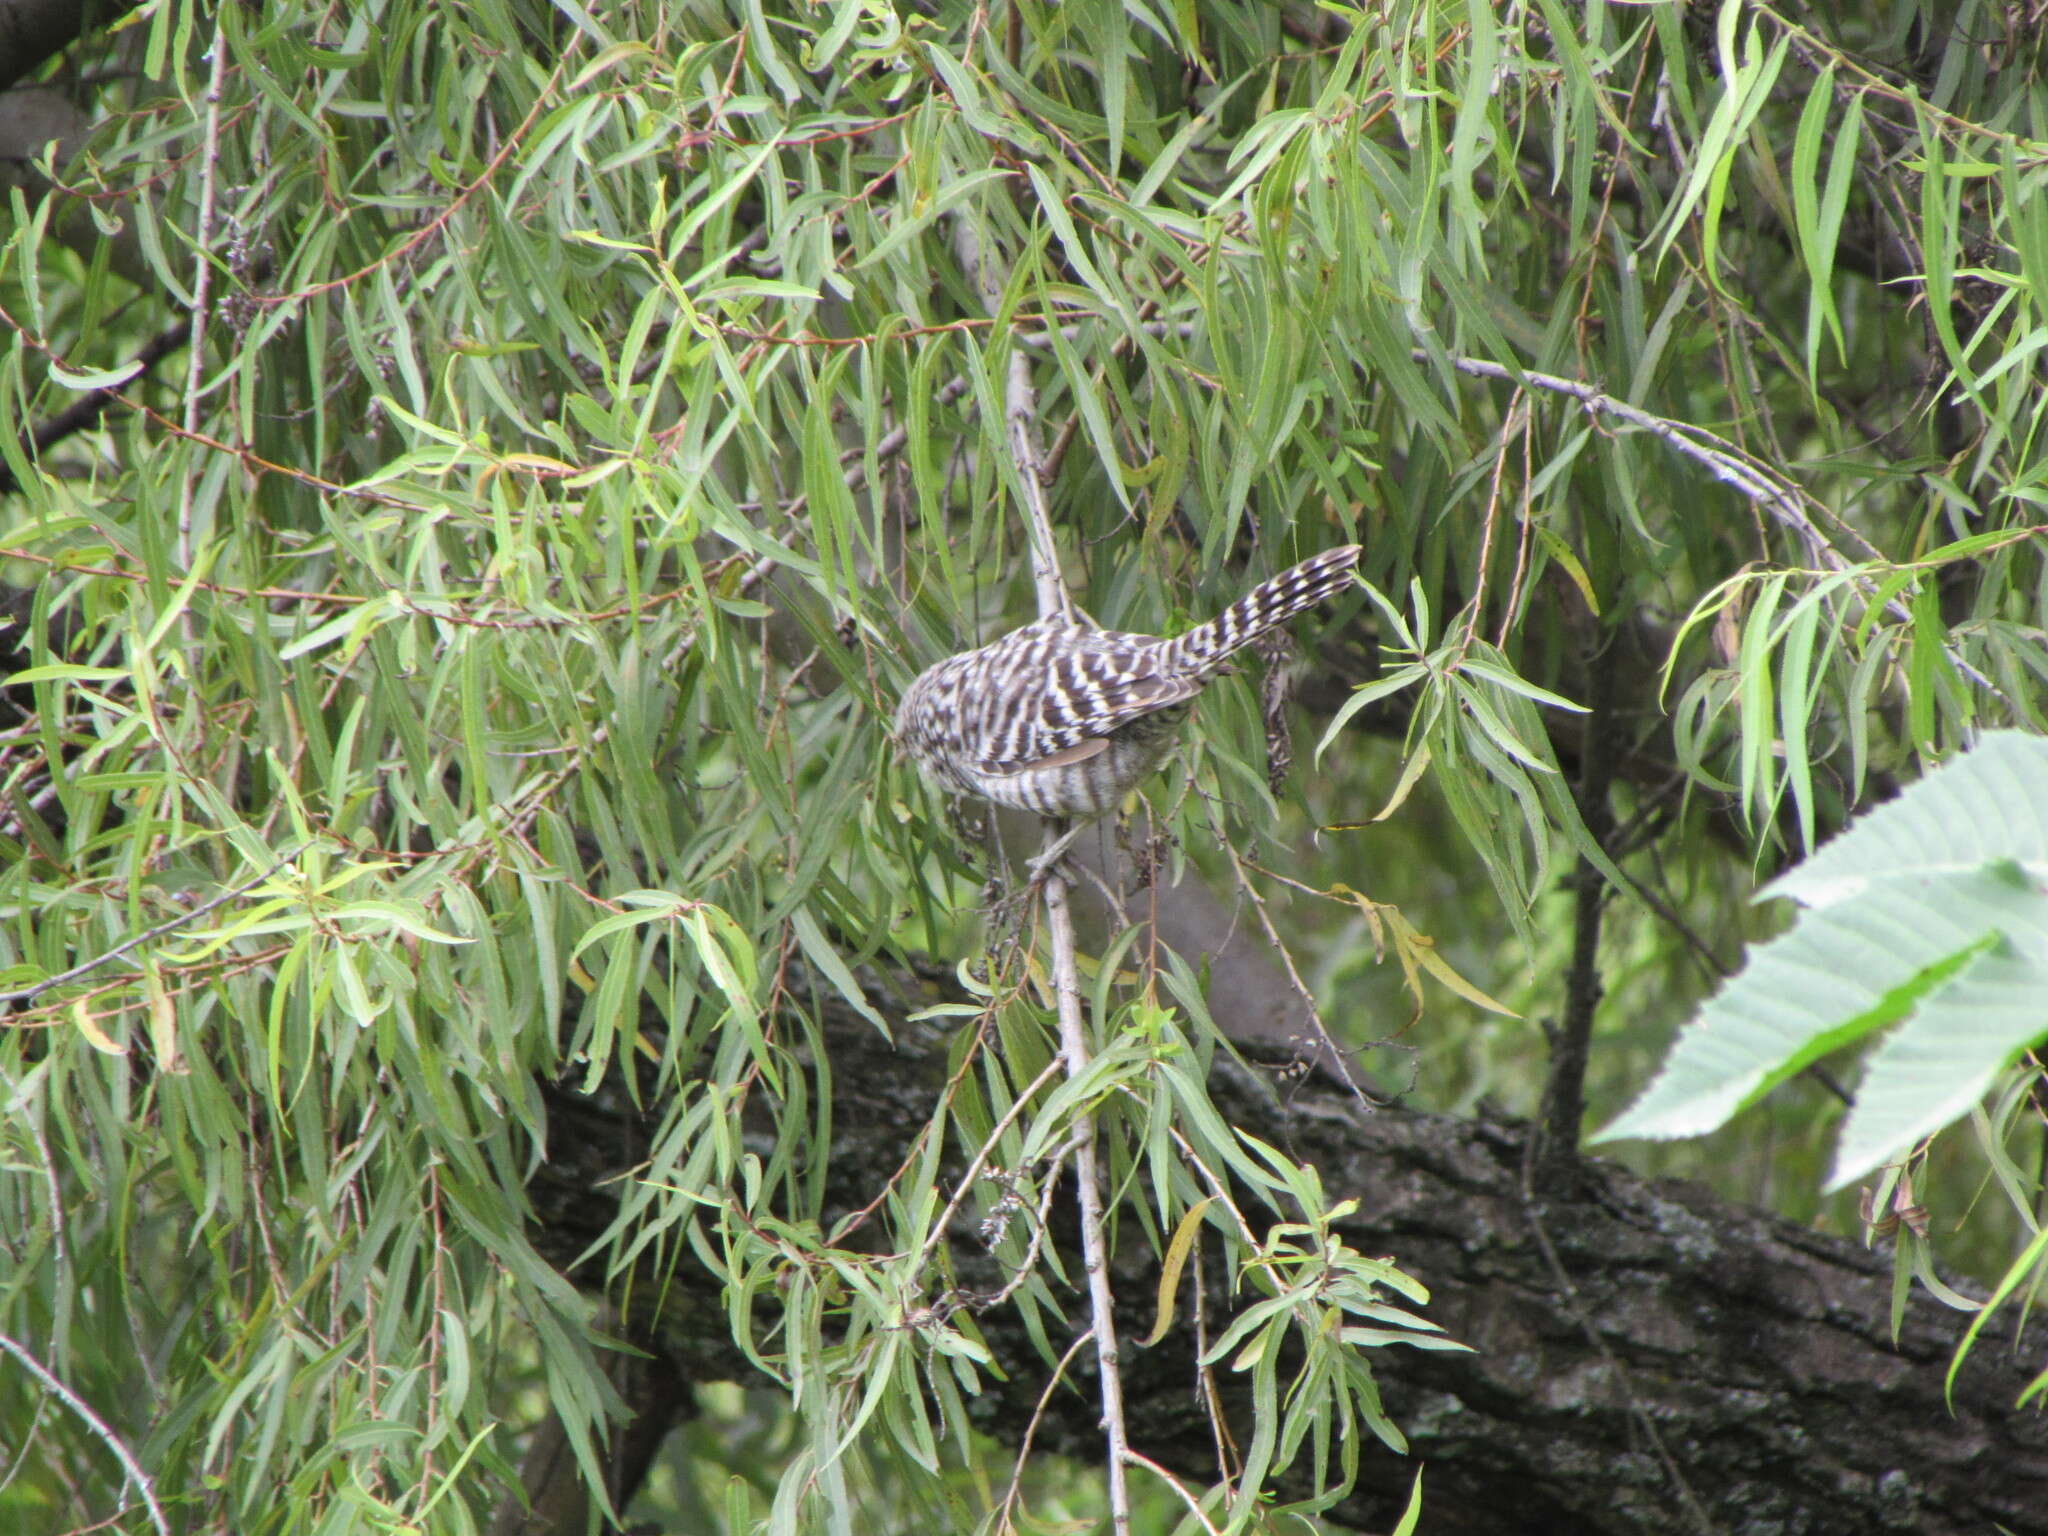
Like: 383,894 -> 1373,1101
1044,867 -> 1133,1535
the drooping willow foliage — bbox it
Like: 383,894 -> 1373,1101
2,2 -> 2045,1531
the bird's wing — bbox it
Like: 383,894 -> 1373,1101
973,633 -> 1201,775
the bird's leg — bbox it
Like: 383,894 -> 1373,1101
983,819 -> 1089,932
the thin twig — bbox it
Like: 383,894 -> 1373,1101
0,848 -> 301,1007
1457,390 -> 1524,662
175,22 -> 231,664
964,1139 -> 1071,1311
1494,409 -> 1539,649
1189,1241 -> 1239,1487
1429,352 -> 1858,557
0,1391 -> 50,1503
254,60 -> 569,309
1218,839 -> 1374,1105
1160,1125 -> 1256,1246
909,1053 -> 1066,1281
0,1330 -> 172,1536
1122,1450 -> 1227,1536
992,1331 -> 1094,1533
1428,350 -> 2016,708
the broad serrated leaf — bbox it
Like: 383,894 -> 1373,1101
1596,877 -> 2009,1145
1763,730 -> 2048,906
1829,891 -> 2048,1189
1602,734 -> 2048,1166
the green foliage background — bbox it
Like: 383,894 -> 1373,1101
3,0 -> 2046,1531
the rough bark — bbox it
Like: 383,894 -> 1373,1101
531,970 -> 2048,1536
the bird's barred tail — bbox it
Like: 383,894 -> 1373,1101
1164,544 -> 1361,672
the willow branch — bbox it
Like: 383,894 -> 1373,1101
954,205 -> 1131,1533
172,20 -> 230,666
1430,350 -> 2014,708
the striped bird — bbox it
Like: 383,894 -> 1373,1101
896,545 -> 1361,843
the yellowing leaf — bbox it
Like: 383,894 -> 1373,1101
146,961 -> 185,1074
1386,908 -> 1521,1018
1143,1197 -> 1215,1346
72,997 -> 125,1055
1370,743 -> 1432,823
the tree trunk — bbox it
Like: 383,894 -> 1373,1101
532,970 -> 2048,1536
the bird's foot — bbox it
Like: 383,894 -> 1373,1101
981,824 -> 1085,927
1023,822 -> 1086,891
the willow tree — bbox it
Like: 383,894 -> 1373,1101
3,3 -> 2046,1535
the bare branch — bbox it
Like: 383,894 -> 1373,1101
0,1329 -> 170,1536
953,202 -> 1131,1530
1431,350 -> 2016,708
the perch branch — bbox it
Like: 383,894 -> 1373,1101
956,203 -> 1131,1533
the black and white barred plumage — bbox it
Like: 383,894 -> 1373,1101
896,545 -> 1361,818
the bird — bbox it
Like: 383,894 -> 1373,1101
895,544 -> 1361,871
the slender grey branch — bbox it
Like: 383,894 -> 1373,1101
1429,352 -> 1860,558
950,208 -> 1071,619
1006,347 -> 1074,621
954,204 -> 1131,1532
172,18 -> 230,668
1040,871 -> 1133,1535
1430,350 -> 2015,707
0,1329 -> 171,1536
